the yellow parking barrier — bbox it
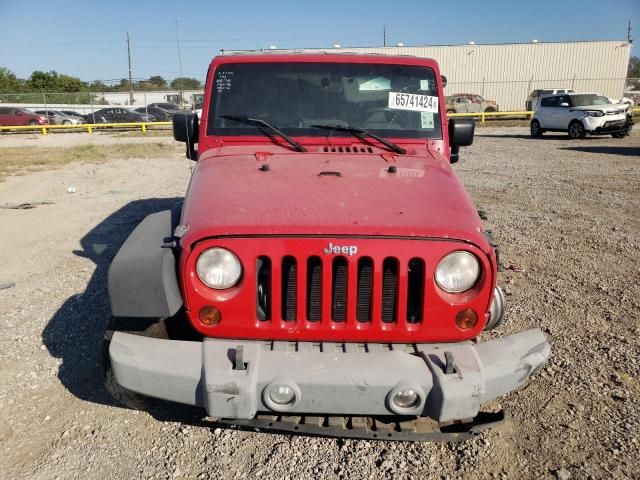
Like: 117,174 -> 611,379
448,111 -> 534,124
0,121 -> 172,134
0,108 -> 637,133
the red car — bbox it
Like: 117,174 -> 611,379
104,53 -> 550,441
0,107 -> 49,126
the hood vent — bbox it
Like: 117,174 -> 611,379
322,146 -> 374,154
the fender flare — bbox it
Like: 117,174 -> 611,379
108,206 -> 183,318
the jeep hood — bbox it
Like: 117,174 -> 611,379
180,148 -> 488,248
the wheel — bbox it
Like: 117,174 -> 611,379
102,312 -> 200,410
62,120 -> 71,125
530,119 -> 543,137
568,120 -> 586,139
28,120 -> 39,126
102,316 -> 167,410
611,132 -> 625,139
446,109 -> 455,114
102,311 -> 202,410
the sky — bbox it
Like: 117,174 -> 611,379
0,0 -> 638,83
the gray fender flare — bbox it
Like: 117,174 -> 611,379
108,207 -> 183,318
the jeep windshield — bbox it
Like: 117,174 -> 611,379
206,62 -> 442,140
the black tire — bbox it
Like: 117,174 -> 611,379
530,119 -> 543,137
568,120 -> 586,139
102,312 -> 200,410
62,120 -> 71,125
446,109 -> 455,114
102,316 -> 167,410
611,132 -> 625,139
28,120 -> 39,126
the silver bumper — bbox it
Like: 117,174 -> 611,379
109,329 -> 550,422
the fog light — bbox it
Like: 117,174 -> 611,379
199,306 -> 221,325
455,308 -> 478,329
268,385 -> 296,405
392,389 -> 420,409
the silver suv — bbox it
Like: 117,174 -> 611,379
530,93 -> 632,139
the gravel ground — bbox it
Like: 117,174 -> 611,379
0,128 -> 638,480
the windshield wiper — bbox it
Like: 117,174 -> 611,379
220,115 -> 306,152
310,124 -> 406,154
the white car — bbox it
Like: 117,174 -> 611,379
530,92 -> 632,139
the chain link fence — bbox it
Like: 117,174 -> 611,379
0,78 -> 637,122
0,90 -> 205,117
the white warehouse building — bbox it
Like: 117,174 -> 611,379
226,40 -> 632,111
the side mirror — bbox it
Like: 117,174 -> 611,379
448,118 -> 475,164
559,102 -> 569,107
173,113 -> 199,160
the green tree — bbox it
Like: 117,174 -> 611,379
148,75 -> 167,88
628,56 -> 640,90
57,74 -> 85,92
27,70 -> 59,91
170,77 -> 201,90
0,67 -> 22,92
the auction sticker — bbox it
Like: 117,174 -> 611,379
388,92 -> 439,112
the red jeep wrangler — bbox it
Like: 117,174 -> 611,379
104,53 -> 550,441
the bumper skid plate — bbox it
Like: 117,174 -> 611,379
110,328 -> 550,430
218,410 -> 506,442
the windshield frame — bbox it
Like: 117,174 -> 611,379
203,58 -> 444,142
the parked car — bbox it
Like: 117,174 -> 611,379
526,88 -> 574,111
530,92 -> 632,139
84,108 -> 155,124
148,102 -> 182,112
134,106 -> 173,121
60,110 -> 88,121
445,94 -> 498,114
34,110 -> 85,125
606,96 -> 635,108
0,107 -> 49,126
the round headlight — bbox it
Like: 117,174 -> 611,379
196,247 -> 242,289
435,251 -> 480,293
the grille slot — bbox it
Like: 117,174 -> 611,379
381,258 -> 399,323
356,257 -> 373,322
256,256 -> 271,320
406,258 -> 425,324
281,256 -> 297,321
306,256 -> 322,321
331,257 -> 348,322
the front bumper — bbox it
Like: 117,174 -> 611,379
582,115 -> 630,134
109,329 -> 550,422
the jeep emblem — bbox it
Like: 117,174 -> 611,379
323,242 -> 358,256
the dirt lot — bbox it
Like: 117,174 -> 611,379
0,129 -> 638,479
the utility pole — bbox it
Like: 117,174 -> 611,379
383,26 -> 387,47
127,32 -> 134,105
627,19 -> 633,43
175,20 -> 184,108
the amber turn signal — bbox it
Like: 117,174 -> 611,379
455,309 -> 478,329
199,306 -> 222,325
